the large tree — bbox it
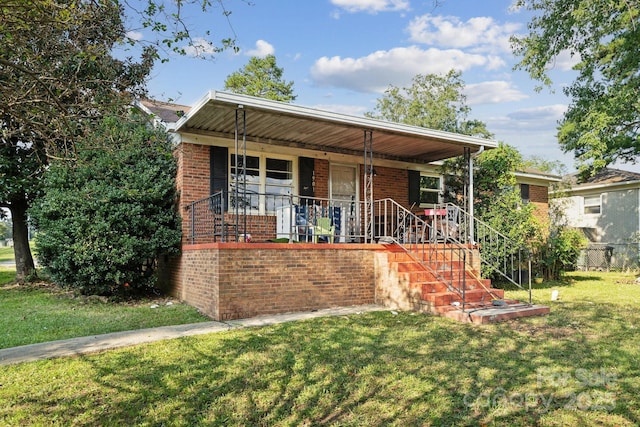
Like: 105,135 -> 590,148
365,70 -> 493,138
511,0 -> 640,176
224,55 -> 297,102
0,130 -> 46,277
1,1 -> 152,280
1,0 -> 238,281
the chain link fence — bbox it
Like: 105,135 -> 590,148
577,243 -> 640,271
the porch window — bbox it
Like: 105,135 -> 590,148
583,195 -> 601,215
230,153 -> 294,213
420,175 -> 441,205
520,184 -> 530,204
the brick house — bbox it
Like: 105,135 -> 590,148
141,91 -> 551,323
515,168 -> 561,231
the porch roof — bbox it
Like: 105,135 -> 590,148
174,91 -> 497,163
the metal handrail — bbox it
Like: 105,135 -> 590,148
373,198 -> 471,307
437,203 -> 532,304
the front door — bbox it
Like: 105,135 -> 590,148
330,164 -> 358,241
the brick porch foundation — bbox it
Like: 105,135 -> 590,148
168,243 -> 380,320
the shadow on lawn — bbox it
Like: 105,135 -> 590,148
15,308 -> 627,426
9,302 -> 639,426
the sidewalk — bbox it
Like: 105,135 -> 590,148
0,304 -> 388,366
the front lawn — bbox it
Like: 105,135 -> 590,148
0,267 -> 15,286
0,282 -> 209,349
0,246 -> 14,263
1,271 -> 639,426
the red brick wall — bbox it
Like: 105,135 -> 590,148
529,185 -> 550,229
314,159 -> 330,199
172,243 -> 376,320
175,143 -> 211,242
171,247 -> 220,319
368,166 -> 409,208
530,185 -> 548,204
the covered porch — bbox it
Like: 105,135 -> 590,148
158,91 -> 548,323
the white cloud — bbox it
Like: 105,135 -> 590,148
548,49 -> 581,71
407,14 -> 521,54
244,39 -> 275,57
466,81 -> 528,105
482,104 -> 570,165
126,31 -> 143,41
310,46 -> 503,93
183,37 -> 217,57
331,0 -> 410,13
507,104 -> 567,122
485,104 -> 567,145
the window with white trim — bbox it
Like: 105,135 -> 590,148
583,195 -> 601,215
230,153 -> 294,213
419,175 -> 441,206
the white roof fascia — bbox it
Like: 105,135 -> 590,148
551,180 -> 640,196
174,90 -> 498,152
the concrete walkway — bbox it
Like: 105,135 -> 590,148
0,304 -> 388,366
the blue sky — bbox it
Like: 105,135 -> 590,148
131,0 -> 591,173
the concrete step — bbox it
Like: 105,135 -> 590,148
441,303 -> 551,324
421,288 -> 505,306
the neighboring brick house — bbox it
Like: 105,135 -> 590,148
140,92 -> 551,322
553,168 -> 640,270
515,168 -> 561,229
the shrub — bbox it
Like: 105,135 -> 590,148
534,227 -> 587,281
30,115 -> 181,296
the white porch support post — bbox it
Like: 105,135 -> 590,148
468,145 -> 484,244
467,147 -> 474,243
363,130 -> 374,243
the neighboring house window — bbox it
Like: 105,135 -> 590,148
420,175 -> 441,206
520,184 -> 530,204
230,153 -> 294,213
583,195 -> 602,215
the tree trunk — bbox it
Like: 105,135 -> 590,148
11,198 -> 36,282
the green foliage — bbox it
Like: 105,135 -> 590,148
0,139 -> 45,209
441,144 -> 543,279
224,55 -> 297,102
1,0 -> 239,279
533,227 -> 588,281
0,219 -> 10,240
512,0 -> 640,176
442,143 -> 526,215
366,70 -> 493,138
30,116 -> 182,296
523,155 -> 567,176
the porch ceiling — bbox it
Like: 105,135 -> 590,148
174,91 -> 497,163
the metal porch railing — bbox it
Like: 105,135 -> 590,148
186,192 -> 366,244
373,198 -> 472,309
185,193 -> 528,307
436,203 -> 532,304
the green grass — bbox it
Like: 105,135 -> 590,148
0,267 -> 15,286
0,246 -> 14,263
0,283 -> 209,349
0,246 -> 16,285
1,271 -> 639,426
